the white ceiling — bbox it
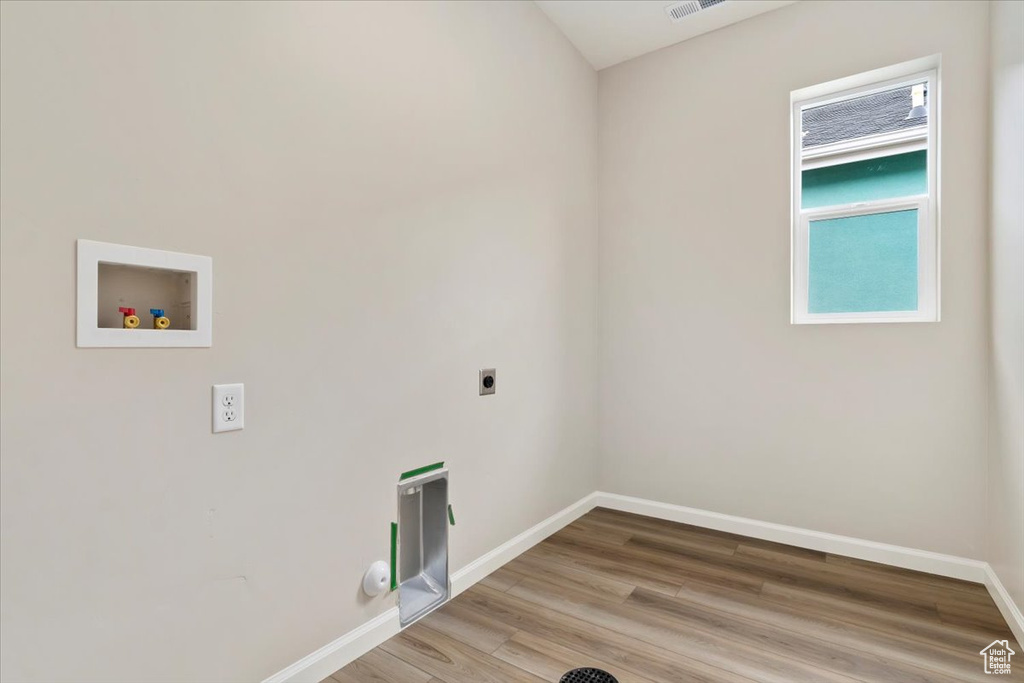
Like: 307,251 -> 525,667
535,0 -> 796,70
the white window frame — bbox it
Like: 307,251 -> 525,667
802,126 -> 927,171
790,57 -> 940,325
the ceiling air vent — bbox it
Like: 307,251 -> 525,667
665,0 -> 727,23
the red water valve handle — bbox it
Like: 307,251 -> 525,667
118,307 -> 136,316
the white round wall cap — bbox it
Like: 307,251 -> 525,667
362,560 -> 390,597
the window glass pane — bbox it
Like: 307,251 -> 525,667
802,150 -> 926,209
808,209 -> 918,314
802,83 -> 926,148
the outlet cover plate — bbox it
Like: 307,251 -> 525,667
212,383 -> 244,433
479,369 -> 496,396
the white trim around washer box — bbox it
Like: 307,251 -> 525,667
76,239 -> 213,348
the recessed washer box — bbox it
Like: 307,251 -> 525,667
397,468 -> 450,626
76,239 -> 212,348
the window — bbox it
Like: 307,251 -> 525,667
791,61 -> 939,324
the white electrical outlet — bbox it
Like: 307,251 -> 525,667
212,383 -> 244,433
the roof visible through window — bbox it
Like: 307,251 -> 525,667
802,84 -> 927,148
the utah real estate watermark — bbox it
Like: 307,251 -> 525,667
980,640 -> 1015,675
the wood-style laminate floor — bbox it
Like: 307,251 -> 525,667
327,508 -> 1021,682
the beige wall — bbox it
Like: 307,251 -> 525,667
988,0 -> 1024,613
2,0 -> 1018,680
597,1 -> 991,558
0,2 -> 598,681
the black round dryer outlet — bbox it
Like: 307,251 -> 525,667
479,368 -> 497,395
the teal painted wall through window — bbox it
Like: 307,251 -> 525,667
808,209 -> 918,313
802,150 -> 927,209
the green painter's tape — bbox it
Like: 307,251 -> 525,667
399,461 -> 444,481
448,504 -> 455,526
389,522 -> 397,592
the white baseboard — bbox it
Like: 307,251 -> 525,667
451,491 -> 601,596
262,608 -> 402,683
593,492 -> 989,583
262,491 -> 600,683
985,564 -> 1024,647
265,490 -> 1020,683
